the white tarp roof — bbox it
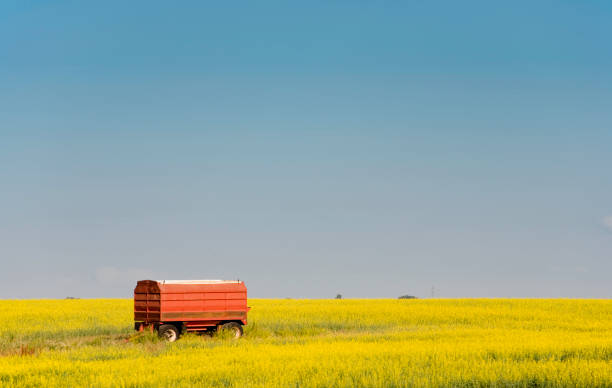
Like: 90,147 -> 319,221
156,280 -> 242,284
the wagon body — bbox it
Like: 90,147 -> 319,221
134,279 -> 248,336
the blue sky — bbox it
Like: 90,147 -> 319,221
1,1 -> 611,298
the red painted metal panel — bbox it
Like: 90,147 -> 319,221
134,280 -> 249,327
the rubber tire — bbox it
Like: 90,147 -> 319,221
221,322 -> 243,338
158,324 -> 180,342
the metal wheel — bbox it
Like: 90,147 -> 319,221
221,322 -> 243,338
158,324 -> 179,342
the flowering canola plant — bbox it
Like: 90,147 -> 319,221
0,299 -> 611,387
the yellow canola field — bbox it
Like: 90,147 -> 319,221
1,299 -> 611,387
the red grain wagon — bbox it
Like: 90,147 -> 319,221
134,279 -> 249,341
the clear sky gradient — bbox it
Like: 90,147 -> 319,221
1,1 -> 611,298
